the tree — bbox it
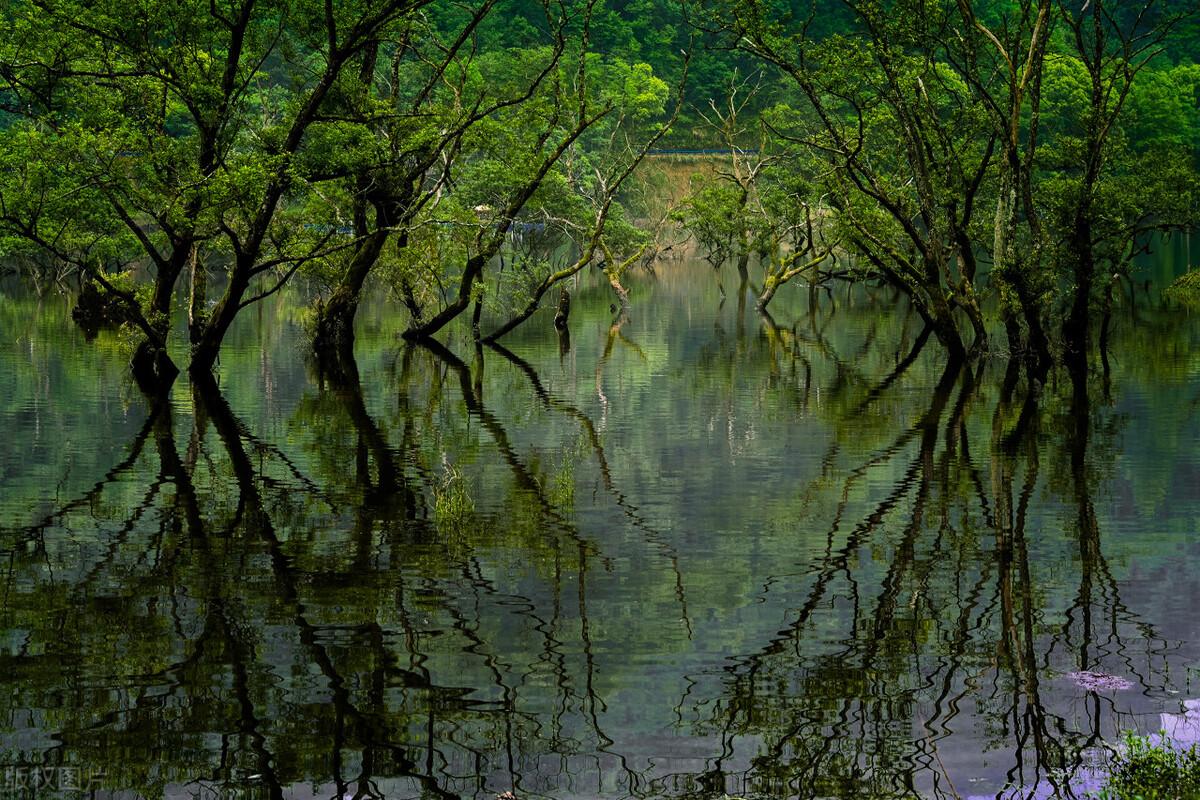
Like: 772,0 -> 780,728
393,4 -> 627,342
480,50 -> 687,340
342,18 -> 688,345
0,0 -> 440,385
730,0 -> 996,361
945,0 -> 1056,369
676,72 -> 772,280
1045,0 -> 1199,369
306,0 -> 571,365
671,76 -> 840,312
753,181 -> 837,312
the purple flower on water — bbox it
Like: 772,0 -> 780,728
1068,670 -> 1135,691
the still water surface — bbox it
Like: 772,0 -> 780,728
2,252 -> 1200,799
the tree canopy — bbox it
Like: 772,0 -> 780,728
0,0 -> 1197,386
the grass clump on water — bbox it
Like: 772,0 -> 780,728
433,465 -> 475,538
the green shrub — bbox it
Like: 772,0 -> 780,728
1165,268 -> 1200,310
1096,732 -> 1200,799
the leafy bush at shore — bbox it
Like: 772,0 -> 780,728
1097,733 -> 1200,799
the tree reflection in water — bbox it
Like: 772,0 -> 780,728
0,273 -> 1196,799
680,323 -> 1176,799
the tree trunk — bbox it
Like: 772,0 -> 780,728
928,290 -> 967,365
553,287 -> 571,329
130,339 -> 179,396
189,267 -> 250,375
606,268 -> 630,315
756,275 -> 779,311
125,239 -> 193,392
992,164 -> 1034,359
313,287 -> 359,363
402,253 -> 486,340
735,249 -> 750,282
313,229 -> 392,359
1063,215 -> 1095,369
189,326 -> 225,376
924,248 -> 968,364
187,245 -> 206,345
152,248 -> 189,321
961,292 -> 988,355
557,325 -> 571,357
1010,269 -> 1051,375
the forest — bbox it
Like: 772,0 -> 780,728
1,0 -> 1197,387
2,1 -> 1200,799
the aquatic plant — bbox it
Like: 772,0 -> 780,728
433,464 -> 476,537
1095,732 -> 1200,800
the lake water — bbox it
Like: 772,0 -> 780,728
2,247 -> 1200,799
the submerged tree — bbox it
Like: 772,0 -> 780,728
671,72 -> 772,278
305,1 -> 582,360
0,0 -> 447,386
724,0 -> 1198,368
305,0 -> 525,363
1042,0 -> 1200,370
731,1 -> 997,360
945,0 -> 1056,369
292,0 -> 689,354
480,53 -> 687,340
0,0 -> 690,380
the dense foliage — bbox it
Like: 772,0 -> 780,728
0,0 -> 1197,388
1099,734 -> 1200,800
3,5 -> 1200,797
677,0 -> 1200,369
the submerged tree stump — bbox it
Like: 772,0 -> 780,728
553,287 -> 571,330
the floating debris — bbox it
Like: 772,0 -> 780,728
1068,670 -> 1134,691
